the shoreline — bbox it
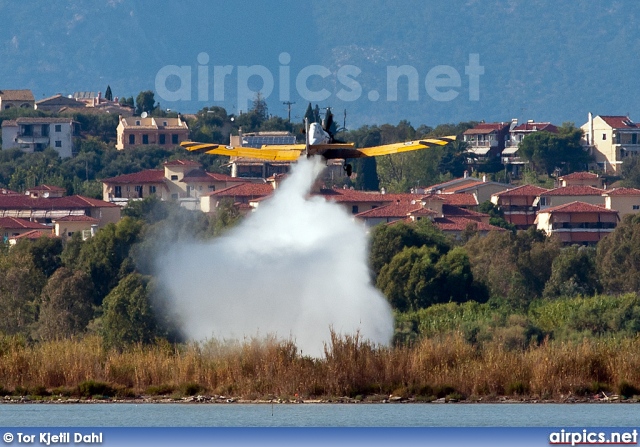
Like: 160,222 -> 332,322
1,394 -> 631,405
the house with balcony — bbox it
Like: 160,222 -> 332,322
557,171 -> 604,188
536,185 -> 607,210
535,201 -> 618,245
0,89 -> 34,110
581,114 -> 639,173
102,160 -> 245,207
0,217 -> 51,241
227,131 -> 298,179
462,122 -> 510,162
115,115 -> 189,150
602,187 -> 640,220
502,120 -> 558,177
491,184 -> 549,229
1,117 -> 79,157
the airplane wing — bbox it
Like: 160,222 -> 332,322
180,141 -> 302,161
320,135 -> 457,160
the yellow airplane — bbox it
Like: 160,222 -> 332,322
181,112 -> 456,176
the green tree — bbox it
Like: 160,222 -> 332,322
101,273 -> 158,349
135,90 -> 156,116
354,157 -> 380,191
477,200 -> 517,232
519,123 -> 591,175
37,268 -> 94,340
63,217 -> 144,305
543,245 -> 600,298
596,213 -> 640,294
104,85 -> 113,102
369,220 -> 450,280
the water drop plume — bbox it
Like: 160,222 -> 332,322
157,156 -> 394,357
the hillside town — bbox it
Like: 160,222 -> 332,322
0,88 -> 638,247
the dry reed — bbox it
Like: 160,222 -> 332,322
1,332 -> 639,400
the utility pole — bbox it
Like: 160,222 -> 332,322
283,101 -> 295,122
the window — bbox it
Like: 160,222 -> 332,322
539,197 -> 547,206
135,185 -> 143,198
55,125 -> 61,132
170,175 -> 178,181
54,141 -> 62,148
129,134 -> 135,144
142,134 -> 149,144
135,120 -> 141,126
159,134 -> 166,144
171,193 -> 179,200
208,185 -> 215,191
149,185 -> 156,194
114,186 -> 122,198
603,133 -> 607,141
68,232 -> 74,237
172,134 -> 179,144
352,205 -> 359,214
633,134 -> 638,145
633,205 -> 640,210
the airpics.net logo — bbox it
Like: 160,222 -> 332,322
154,52 -> 484,111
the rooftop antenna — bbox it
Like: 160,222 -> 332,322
283,101 -> 295,122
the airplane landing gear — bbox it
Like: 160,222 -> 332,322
343,163 -> 353,177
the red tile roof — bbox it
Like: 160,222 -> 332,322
318,188 -> 421,204
355,202 -> 433,218
102,170 -> 165,184
425,177 -> 482,192
54,215 -> 99,223
206,183 -> 274,198
493,184 -> 549,197
539,201 -> 618,214
0,194 -> 118,210
423,192 -> 478,206
603,187 -> 640,196
0,188 -> 19,196
599,116 -> 637,129
0,89 -> 34,101
163,160 -> 201,167
27,185 -> 66,193
11,230 -> 55,240
180,169 -> 243,183
0,217 -> 50,230
512,122 -> 558,133
463,123 -> 510,135
559,171 -> 599,180
442,204 -> 487,218
433,216 -> 505,232
540,185 -> 606,196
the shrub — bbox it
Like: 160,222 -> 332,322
76,380 -> 115,398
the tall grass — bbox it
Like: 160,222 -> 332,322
1,332 -> 640,400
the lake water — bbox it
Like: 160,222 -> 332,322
1,403 -> 638,427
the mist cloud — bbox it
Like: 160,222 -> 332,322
156,157 -> 394,357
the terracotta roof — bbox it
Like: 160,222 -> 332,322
0,217 -> 50,230
0,89 -> 34,101
36,94 -> 84,107
559,172 -> 599,180
603,187 -> 640,196
511,122 -> 558,133
424,193 -> 478,206
54,215 -> 99,223
424,177 -> 483,192
10,230 -> 56,240
102,170 -> 165,184
318,189 -> 421,204
433,216 -> 505,232
180,169 -> 243,183
27,185 -> 66,193
355,203 -> 433,218
1,120 -> 17,127
13,117 -> 75,124
442,180 -> 485,193
493,184 -> 549,197
163,160 -> 200,167
0,188 -> 19,195
0,194 -> 118,210
463,123 -> 510,135
442,204 -> 488,218
599,116 -> 637,129
539,201 -> 618,214
540,185 -> 606,196
206,183 -> 274,198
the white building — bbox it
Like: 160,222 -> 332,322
1,117 -> 78,158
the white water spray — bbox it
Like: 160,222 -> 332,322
156,157 -> 394,357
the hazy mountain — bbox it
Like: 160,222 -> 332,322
1,0 -> 638,128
